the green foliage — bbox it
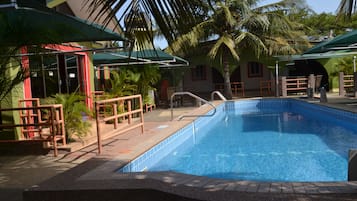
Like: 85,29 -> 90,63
107,70 -> 139,97
106,65 -> 160,106
0,47 -> 29,102
167,0 -> 308,99
128,64 -> 161,104
45,93 -> 91,141
333,56 -> 357,76
89,0 -> 208,48
288,9 -> 357,43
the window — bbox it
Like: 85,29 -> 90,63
248,62 -> 263,78
191,65 -> 207,81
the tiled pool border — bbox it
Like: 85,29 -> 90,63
119,98 -> 357,175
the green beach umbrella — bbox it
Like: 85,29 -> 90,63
304,30 -> 357,54
0,0 -> 127,47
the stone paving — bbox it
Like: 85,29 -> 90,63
0,106 -> 200,201
1,94 -> 357,201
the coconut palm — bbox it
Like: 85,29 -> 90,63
88,0 -> 308,99
167,0 -> 308,99
337,0 -> 357,20
85,0 -> 208,48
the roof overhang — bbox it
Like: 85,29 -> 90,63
275,50 -> 357,62
93,49 -> 189,68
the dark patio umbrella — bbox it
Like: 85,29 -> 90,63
0,0 -> 126,47
304,30 -> 357,54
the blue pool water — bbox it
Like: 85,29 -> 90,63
119,99 -> 357,182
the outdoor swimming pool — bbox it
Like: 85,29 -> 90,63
119,99 -> 357,182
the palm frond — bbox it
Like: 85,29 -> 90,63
254,0 -> 307,13
217,1 -> 235,28
168,19 -> 213,54
208,33 -> 239,62
235,31 -> 267,57
337,0 -> 357,21
86,0 -> 207,48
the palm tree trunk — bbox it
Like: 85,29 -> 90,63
223,62 -> 233,100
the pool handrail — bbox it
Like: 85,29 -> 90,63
211,91 -> 227,101
170,91 -> 216,121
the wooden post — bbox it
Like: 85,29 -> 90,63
353,72 -> 357,97
119,100 -> 124,122
281,76 -> 287,97
308,74 -> 315,94
127,100 -> 132,124
50,106 -> 58,157
113,103 -> 118,129
95,102 -> 102,154
275,61 -> 279,97
139,96 -> 144,134
339,72 -> 345,96
59,105 -> 66,146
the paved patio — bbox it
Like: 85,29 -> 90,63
1,94 -> 357,201
0,106 -> 203,201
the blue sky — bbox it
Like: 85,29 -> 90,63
260,0 -> 340,14
155,0 -> 341,48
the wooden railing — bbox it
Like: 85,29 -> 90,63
344,75 -> 354,88
18,98 -> 42,138
215,82 -> 245,97
0,104 -> 66,156
94,94 -> 144,154
339,72 -> 355,96
281,76 -> 308,97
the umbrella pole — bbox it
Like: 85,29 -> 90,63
353,56 -> 357,97
275,61 -> 279,97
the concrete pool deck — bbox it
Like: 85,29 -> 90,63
1,94 -> 357,201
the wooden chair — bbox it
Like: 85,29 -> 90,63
231,82 -> 245,97
260,80 -> 273,96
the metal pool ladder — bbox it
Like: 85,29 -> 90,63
211,90 -> 227,101
170,91 -> 226,121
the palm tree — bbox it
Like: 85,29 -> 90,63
337,0 -> 357,20
88,0 -> 308,99
86,0 -> 208,48
168,0 -> 308,99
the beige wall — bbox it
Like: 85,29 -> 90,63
240,61 -> 273,91
183,66 -> 214,93
182,61 -> 274,94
